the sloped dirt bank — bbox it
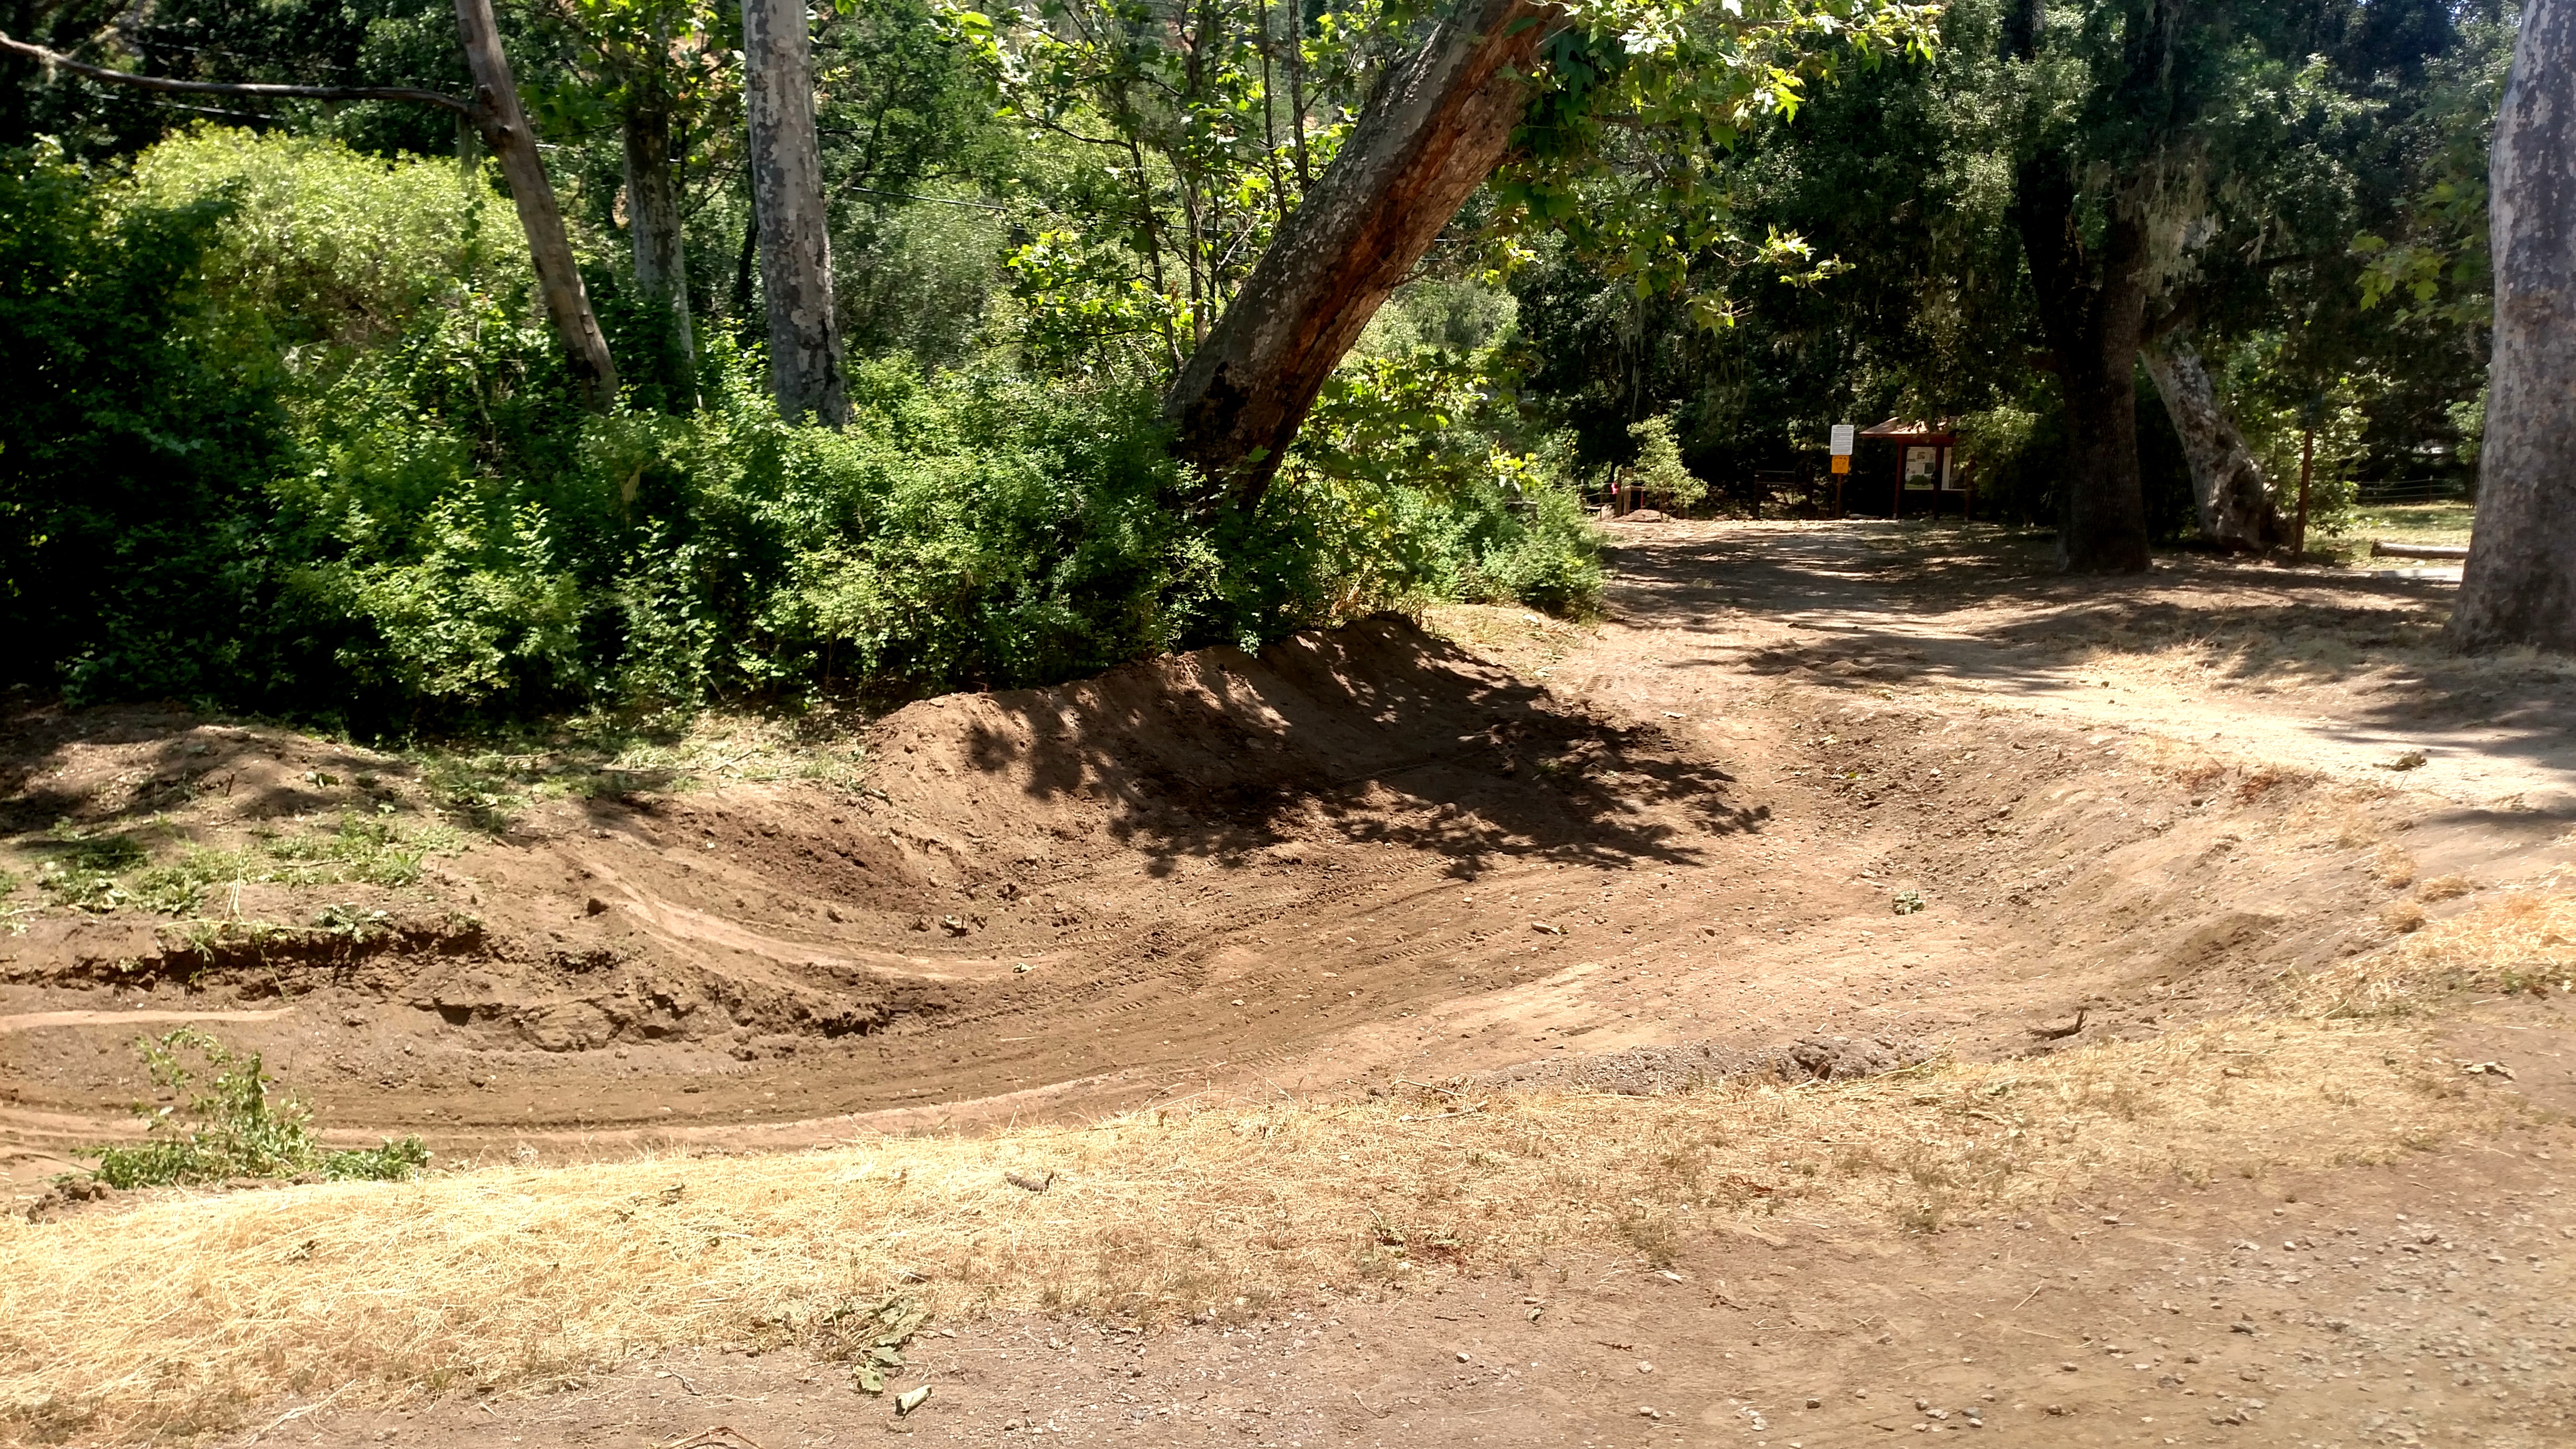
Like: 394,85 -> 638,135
7,577 -> 2564,1187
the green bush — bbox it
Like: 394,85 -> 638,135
2,129 -> 1601,730
87,1028 -> 429,1188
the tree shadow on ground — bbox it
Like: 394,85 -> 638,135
1609,521 -> 2576,785
952,617 -> 1768,880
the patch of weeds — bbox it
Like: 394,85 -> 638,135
1892,889 -> 1926,915
46,825 -> 149,872
84,1028 -> 429,1188
311,902 -> 393,940
125,846 -> 255,914
259,812 -> 459,887
1898,1193 -> 1950,1234
20,814 -> 462,917
792,1293 -> 930,1394
34,825 -> 149,910
1615,1201 -> 1681,1266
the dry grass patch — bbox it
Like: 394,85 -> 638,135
2300,889 -> 2576,1014
0,1017 -> 2517,1445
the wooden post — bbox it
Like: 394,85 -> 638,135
453,0 -> 618,408
2294,427 -> 2314,559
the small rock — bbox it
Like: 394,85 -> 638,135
1457,1352 -> 1471,1363
1637,1361 -> 1654,1374
2060,1362 -> 2078,1372
1806,1396 -> 1823,1409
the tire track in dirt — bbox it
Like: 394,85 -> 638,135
8,535 -> 2573,1181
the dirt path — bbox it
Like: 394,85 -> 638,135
7,523 -> 2574,1181
282,1106 -> 2576,1449
8,523 -> 2576,1447
1585,520 -> 2576,808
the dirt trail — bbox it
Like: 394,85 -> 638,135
1596,521 -> 2576,807
7,523 -> 2575,1190
9,522 -> 2576,1448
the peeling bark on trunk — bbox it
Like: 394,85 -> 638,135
2453,0 -> 2576,653
622,77 -> 697,405
453,0 -> 619,408
2143,335 -> 2281,551
1163,0 -> 1562,506
741,0 -> 847,427
2016,159 -> 2153,573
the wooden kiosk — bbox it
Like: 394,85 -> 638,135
1859,417 -> 1968,518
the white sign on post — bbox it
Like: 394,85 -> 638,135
1829,424 -> 1856,456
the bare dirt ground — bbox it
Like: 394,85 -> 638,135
5,519 -> 2576,1448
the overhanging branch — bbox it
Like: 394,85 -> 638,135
0,30 -> 473,115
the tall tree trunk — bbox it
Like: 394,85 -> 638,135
740,0 -> 848,427
2452,0 -> 2576,652
1163,0 -> 1562,506
453,0 -> 618,408
621,64 -> 697,405
2143,335 -> 2281,551
2014,153 -> 2153,573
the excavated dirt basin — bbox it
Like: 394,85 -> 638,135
5,523 -> 2571,1188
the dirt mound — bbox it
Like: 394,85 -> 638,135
3,618 -> 1753,1163
5,560 -> 2568,1187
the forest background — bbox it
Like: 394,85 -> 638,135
0,0 -> 2514,732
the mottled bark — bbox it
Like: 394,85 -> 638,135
1163,0 -> 1563,505
2143,335 -> 2282,551
622,78 -> 698,403
741,0 -> 847,427
2453,0 -> 2576,652
2016,157 -> 2153,573
454,0 -> 618,408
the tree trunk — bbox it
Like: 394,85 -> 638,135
2452,0 -> 2576,653
2142,335 -> 2281,551
622,75 -> 698,406
2014,153 -> 2153,573
1163,0 -> 1562,506
452,0 -> 619,409
741,0 -> 848,427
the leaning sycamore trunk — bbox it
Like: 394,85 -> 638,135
1163,0 -> 1563,506
454,0 -> 619,407
2016,156 -> 2153,573
622,73 -> 697,406
2143,335 -> 2281,551
740,0 -> 847,427
2452,0 -> 2576,652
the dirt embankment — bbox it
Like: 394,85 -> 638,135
9,523 -> 2576,1449
5,583 -> 2562,1182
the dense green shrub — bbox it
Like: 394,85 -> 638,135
87,1028 -> 429,1188
0,129 -> 1601,731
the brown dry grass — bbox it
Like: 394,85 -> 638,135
2300,888 -> 2576,1015
0,1011 -> 2521,1446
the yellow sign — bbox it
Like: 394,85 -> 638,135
1831,455 -> 1851,474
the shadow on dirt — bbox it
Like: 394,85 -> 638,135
1607,523 -> 2575,780
947,617 -> 1767,878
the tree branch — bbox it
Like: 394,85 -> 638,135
0,30 -> 473,115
